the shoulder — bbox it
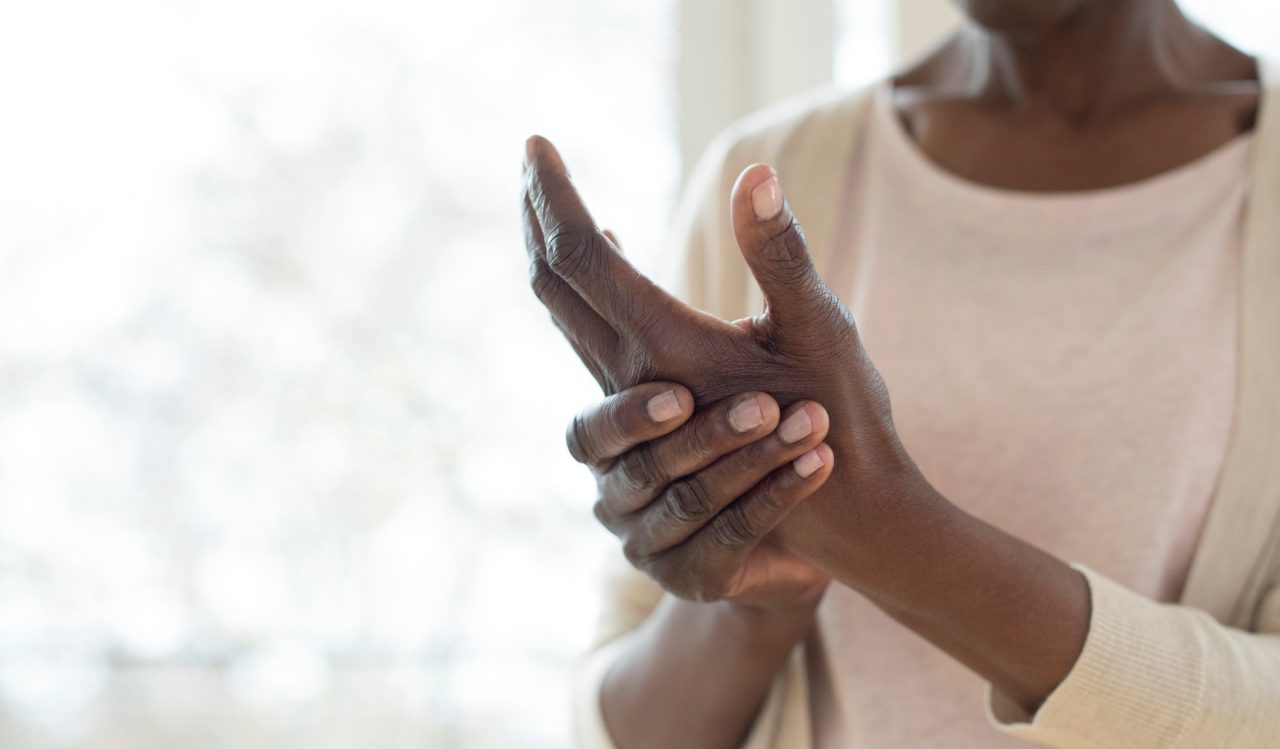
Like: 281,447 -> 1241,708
667,83 -> 877,318
677,83 -> 877,241
697,85 -> 877,186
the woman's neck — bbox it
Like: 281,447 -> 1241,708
951,0 -> 1242,123
891,0 -> 1258,191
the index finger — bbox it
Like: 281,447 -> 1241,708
523,135 -> 682,342
566,382 -> 696,469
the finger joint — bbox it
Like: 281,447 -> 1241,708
662,479 -> 715,526
528,257 -> 559,302
545,224 -> 601,281
565,413 -> 595,465
709,502 -> 758,550
618,447 -> 662,497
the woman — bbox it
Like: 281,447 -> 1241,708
522,0 -> 1280,746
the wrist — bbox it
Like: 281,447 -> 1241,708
718,592 -> 823,641
843,483 -> 972,609
796,462 -> 963,597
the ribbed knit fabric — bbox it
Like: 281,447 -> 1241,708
991,566 -> 1207,746
992,566 -> 1280,747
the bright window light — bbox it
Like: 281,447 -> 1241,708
0,2 -> 676,747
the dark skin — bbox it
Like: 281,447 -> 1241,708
523,1 -> 1260,747
899,0 -> 1258,191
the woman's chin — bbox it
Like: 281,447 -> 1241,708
951,0 -> 1089,35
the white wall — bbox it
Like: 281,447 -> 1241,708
675,0 -> 958,175
894,0 -> 963,64
677,0 -> 838,177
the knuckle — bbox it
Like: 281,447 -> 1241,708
528,257 -> 558,301
709,503 -> 757,550
601,393 -> 638,443
682,414 -> 720,459
621,531 -> 649,566
545,224 -> 600,279
763,218 -> 810,268
592,498 -> 613,528
565,412 -> 595,465
618,447 -> 662,496
662,479 -> 715,526
753,481 -> 791,516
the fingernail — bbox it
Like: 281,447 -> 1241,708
779,408 -> 813,443
646,390 -> 682,422
751,175 -> 783,221
728,397 -> 764,433
793,449 -> 824,478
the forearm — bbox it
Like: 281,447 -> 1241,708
879,507 -> 1088,712
794,477 -> 1089,713
600,594 -> 817,749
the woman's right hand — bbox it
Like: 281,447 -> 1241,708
568,381 -> 835,612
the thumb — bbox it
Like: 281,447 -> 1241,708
729,164 -> 832,332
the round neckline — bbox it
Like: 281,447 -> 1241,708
870,82 -> 1256,233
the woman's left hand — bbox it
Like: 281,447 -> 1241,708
522,135 -> 940,563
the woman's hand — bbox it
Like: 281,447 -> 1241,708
572,381 -> 836,748
523,136 -> 1090,712
568,381 -> 833,611
523,136 -> 937,565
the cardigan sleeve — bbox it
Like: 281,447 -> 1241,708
569,122 -> 815,749
988,565 -> 1280,748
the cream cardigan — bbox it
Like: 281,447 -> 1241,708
573,62 -> 1280,748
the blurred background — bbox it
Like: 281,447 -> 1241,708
0,1 -> 1275,747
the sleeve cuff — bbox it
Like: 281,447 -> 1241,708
986,564 -> 1207,748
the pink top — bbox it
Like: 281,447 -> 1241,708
811,85 -> 1250,748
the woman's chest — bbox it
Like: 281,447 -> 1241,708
843,191 -> 1242,599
